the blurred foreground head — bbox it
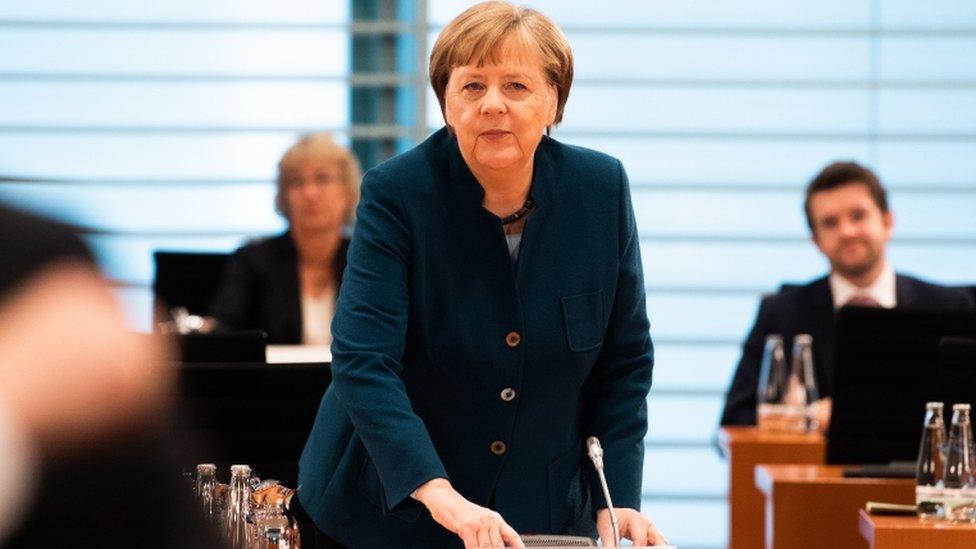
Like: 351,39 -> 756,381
0,261 -> 173,455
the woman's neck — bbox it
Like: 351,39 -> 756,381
291,226 -> 342,266
472,161 -> 534,219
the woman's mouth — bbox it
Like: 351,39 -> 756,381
480,130 -> 511,140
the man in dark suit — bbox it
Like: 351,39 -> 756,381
720,162 -> 976,426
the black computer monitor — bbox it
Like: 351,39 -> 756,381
177,330 -> 267,363
827,307 -> 976,464
176,361 -> 331,488
937,336 -> 976,413
153,250 -> 230,316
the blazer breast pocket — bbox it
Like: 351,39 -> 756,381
561,290 -> 605,352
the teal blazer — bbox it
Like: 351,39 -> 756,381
298,127 -> 654,547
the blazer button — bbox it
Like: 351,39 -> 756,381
500,388 -> 516,402
490,440 -> 507,455
505,331 -> 521,348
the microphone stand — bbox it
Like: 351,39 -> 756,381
587,437 -> 620,547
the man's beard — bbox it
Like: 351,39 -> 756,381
831,240 -> 882,280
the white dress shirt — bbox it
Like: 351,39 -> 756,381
829,263 -> 897,310
301,285 -> 336,346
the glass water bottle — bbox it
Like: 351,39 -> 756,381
915,402 -> 946,519
196,463 -> 217,519
943,404 -> 976,522
757,335 -> 797,432
789,334 -> 819,432
225,464 -> 253,548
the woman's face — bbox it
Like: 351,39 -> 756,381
284,157 -> 350,233
444,38 -> 557,178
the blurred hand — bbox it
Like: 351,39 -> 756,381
0,263 -> 173,454
597,507 -> 667,547
414,478 -> 525,548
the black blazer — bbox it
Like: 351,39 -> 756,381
208,232 -> 349,344
720,274 -> 976,426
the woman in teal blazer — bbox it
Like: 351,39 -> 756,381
298,2 -> 664,547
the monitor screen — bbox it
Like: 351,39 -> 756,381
827,308 -> 976,464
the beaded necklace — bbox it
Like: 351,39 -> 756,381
499,198 -> 535,225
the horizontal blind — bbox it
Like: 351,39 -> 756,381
0,2 -> 359,330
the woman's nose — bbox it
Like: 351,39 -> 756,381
301,181 -> 322,197
480,86 -> 507,115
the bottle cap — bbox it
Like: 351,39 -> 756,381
926,401 -> 944,410
231,464 -> 252,476
952,403 -> 971,412
794,334 -> 813,345
196,463 -> 216,473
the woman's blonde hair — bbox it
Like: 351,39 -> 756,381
275,133 -> 362,224
429,1 -> 574,128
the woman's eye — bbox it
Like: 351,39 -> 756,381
507,82 -> 527,91
463,82 -> 484,91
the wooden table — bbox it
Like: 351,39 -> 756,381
755,465 -> 914,549
858,509 -> 976,548
718,427 -> 826,549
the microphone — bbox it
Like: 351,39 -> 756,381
586,436 -> 604,469
586,437 -> 619,547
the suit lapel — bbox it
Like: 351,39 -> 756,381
894,274 -> 915,308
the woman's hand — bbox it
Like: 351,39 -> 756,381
597,508 -> 668,547
414,479 -> 525,548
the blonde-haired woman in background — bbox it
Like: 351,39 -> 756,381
209,133 -> 361,345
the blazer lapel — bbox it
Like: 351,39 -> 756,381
277,233 -> 302,343
515,138 -> 556,286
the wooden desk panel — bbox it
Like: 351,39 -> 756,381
859,510 -> 976,549
718,427 -> 825,549
755,465 -> 914,549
